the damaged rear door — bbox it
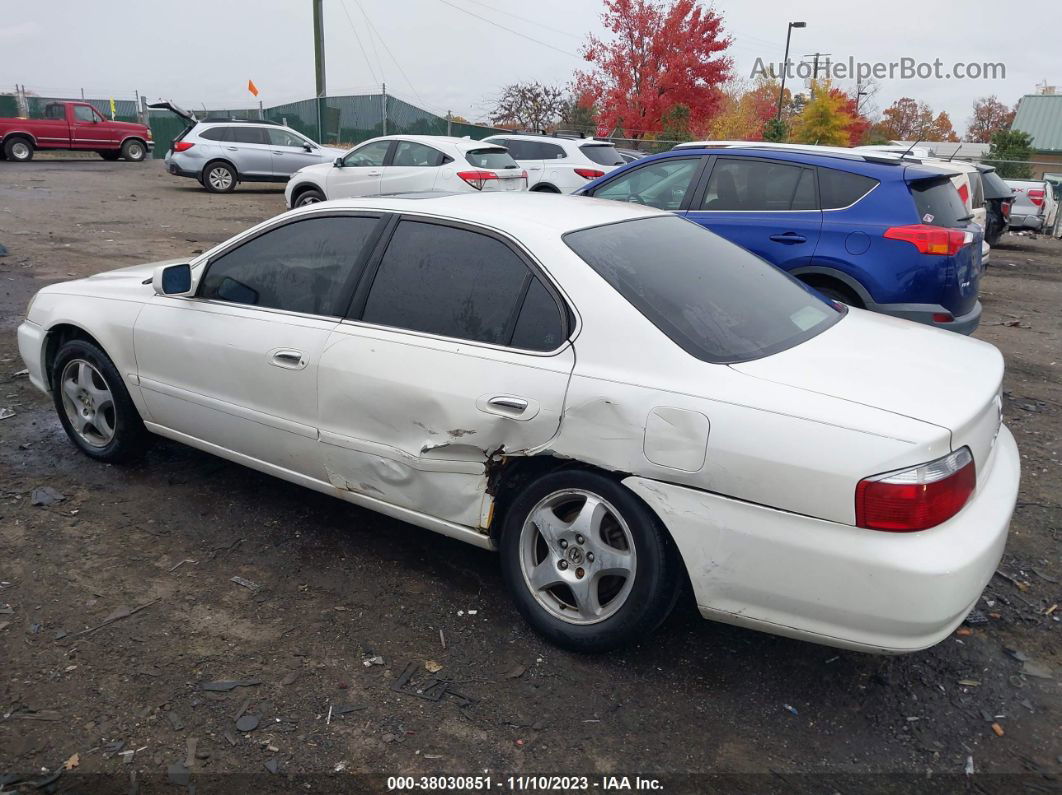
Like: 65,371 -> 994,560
318,216 -> 575,529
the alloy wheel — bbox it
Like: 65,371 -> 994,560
208,167 -> 233,191
59,359 -> 116,448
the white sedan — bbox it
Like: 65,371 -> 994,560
284,135 -> 528,208
17,193 -> 1019,653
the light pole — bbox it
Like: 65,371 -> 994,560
776,21 -> 806,121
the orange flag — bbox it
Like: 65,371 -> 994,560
247,80 -> 259,97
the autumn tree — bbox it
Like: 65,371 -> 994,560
559,89 -> 600,133
875,97 -> 958,142
489,82 -> 566,131
574,0 -> 732,139
828,86 -> 871,146
789,81 -> 854,146
705,78 -> 783,141
966,95 -> 1016,143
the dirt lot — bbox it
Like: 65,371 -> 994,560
0,159 -> 1059,792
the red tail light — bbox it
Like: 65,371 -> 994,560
1028,189 -> 1045,207
456,170 -> 499,190
574,168 -> 605,180
956,183 -> 970,205
856,448 -> 975,532
1001,201 -> 1011,218
932,312 -> 954,323
172,141 -> 195,152
521,169 -> 528,187
884,224 -> 967,256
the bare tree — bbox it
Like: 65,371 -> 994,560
489,82 -> 566,132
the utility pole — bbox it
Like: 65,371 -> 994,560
776,21 -> 805,122
803,52 -> 832,95
381,82 -> 387,136
447,110 -> 452,137
312,0 -> 326,143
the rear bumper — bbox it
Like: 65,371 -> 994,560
165,160 -> 200,180
1009,214 -> 1043,230
871,299 -> 981,335
624,425 -> 1018,654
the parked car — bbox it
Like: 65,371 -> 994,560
481,133 -> 624,193
150,102 -> 346,193
578,144 -> 985,334
284,135 -> 527,207
1006,179 -> 1059,234
17,193 -> 1018,654
977,164 -> 1014,246
0,101 -> 152,162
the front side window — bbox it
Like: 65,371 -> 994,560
593,158 -> 701,210
268,128 -> 309,148
565,216 -> 841,363
360,221 -> 545,346
392,141 -> 446,167
343,140 -> 391,167
701,159 -> 816,211
74,105 -> 99,123
200,216 -> 379,316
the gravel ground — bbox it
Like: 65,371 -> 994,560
0,159 -> 1058,793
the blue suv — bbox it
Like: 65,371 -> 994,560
574,145 -> 983,334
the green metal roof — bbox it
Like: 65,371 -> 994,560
1012,94 -> 1062,152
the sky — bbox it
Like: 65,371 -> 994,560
3,0 -> 1058,135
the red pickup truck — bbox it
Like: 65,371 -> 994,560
0,101 -> 153,162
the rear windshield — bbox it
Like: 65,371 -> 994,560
910,178 -> 970,228
465,148 -> 520,170
979,169 -> 1013,200
564,216 -> 841,364
580,144 -> 624,167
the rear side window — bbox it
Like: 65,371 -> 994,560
392,140 -> 448,167
541,142 -> 566,160
360,221 -> 544,347
199,127 -> 231,142
701,159 -> 815,211
511,278 -> 566,351
465,148 -> 519,170
230,127 -> 269,145
200,216 -> 378,316
580,144 -> 624,166
911,178 -> 970,228
818,168 -> 878,209
565,216 -> 840,363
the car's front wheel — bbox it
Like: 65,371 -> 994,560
203,162 -> 237,193
294,187 -> 325,206
51,339 -> 149,462
499,470 -> 682,652
120,140 -> 147,161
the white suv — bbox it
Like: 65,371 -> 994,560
482,134 -> 625,193
285,135 -> 527,207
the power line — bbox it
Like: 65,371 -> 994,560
351,0 -> 385,82
457,0 -> 584,40
354,1 -> 428,107
433,0 -> 582,58
338,0 -> 379,84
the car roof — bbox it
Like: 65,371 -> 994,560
673,140 -> 906,162
288,192 -> 664,234
356,134 -> 508,153
486,133 -> 611,145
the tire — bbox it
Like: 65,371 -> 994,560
293,187 -> 325,207
4,137 -> 33,162
530,184 -> 561,193
98,150 -> 121,161
120,139 -> 147,162
50,339 -> 150,463
203,161 -> 237,193
499,470 -> 682,653
811,282 -> 862,308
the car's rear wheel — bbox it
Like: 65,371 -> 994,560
203,162 -> 237,193
294,187 -> 325,206
530,184 -> 561,193
98,151 -> 121,161
807,280 -> 862,308
4,137 -> 33,162
51,339 -> 149,463
499,470 -> 682,652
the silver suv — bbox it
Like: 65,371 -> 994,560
152,102 -> 345,193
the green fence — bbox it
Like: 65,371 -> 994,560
148,93 -> 508,158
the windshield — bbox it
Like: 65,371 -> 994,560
580,144 -> 624,166
564,216 -> 842,363
465,148 -> 519,169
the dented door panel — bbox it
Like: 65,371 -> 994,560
317,323 -> 575,527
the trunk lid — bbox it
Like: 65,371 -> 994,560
147,101 -> 197,124
731,309 -> 1004,472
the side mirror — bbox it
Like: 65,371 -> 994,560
303,143 -> 313,152
333,157 -> 344,168
152,263 -> 193,296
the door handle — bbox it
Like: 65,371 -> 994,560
272,151 -> 284,155
225,146 -> 238,151
367,170 -> 383,176
769,232 -> 807,244
270,349 -> 306,369
488,396 -> 528,412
